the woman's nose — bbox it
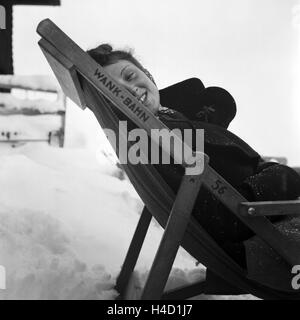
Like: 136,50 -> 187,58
128,86 -> 140,97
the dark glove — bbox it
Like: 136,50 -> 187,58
241,163 -> 300,202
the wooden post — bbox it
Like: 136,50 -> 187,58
141,169 -> 206,300
116,207 -> 152,299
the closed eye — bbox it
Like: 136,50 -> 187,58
125,72 -> 135,82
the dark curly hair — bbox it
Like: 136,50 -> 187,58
87,43 -> 156,85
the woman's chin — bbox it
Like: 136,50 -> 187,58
149,106 -> 159,115
146,101 -> 159,114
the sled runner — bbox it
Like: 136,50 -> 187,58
37,19 -> 300,300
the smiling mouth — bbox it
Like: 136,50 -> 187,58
138,92 -> 147,105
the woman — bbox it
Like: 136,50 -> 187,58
87,44 -> 300,269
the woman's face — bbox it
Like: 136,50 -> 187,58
104,60 -> 160,115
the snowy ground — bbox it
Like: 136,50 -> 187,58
0,142 -> 258,300
0,93 -> 257,300
0,142 -> 204,299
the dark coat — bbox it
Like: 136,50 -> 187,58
155,109 -> 300,246
156,79 -> 300,252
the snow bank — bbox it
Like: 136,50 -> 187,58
0,144 -> 207,300
0,208 -> 117,300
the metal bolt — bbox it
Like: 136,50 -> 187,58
248,207 -> 256,216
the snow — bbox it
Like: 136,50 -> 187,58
0,143 -> 209,300
0,75 -> 60,93
0,142 -> 257,300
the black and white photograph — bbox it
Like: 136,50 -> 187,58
0,0 -> 300,304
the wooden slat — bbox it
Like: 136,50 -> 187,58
239,200 -> 300,217
141,169 -> 207,299
38,39 -> 86,109
115,207 -> 152,299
